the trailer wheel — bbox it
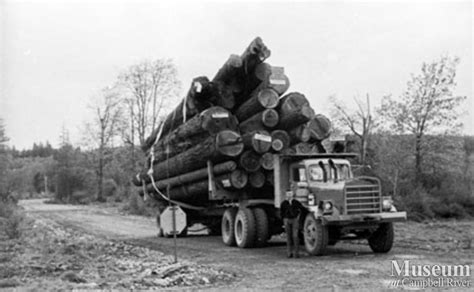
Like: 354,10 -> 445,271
156,214 -> 163,237
368,223 -> 394,253
253,208 -> 269,247
222,208 -> 237,246
303,213 -> 328,255
235,208 -> 257,248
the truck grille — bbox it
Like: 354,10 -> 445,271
345,183 -> 381,214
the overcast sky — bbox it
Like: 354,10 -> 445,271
1,0 -> 472,149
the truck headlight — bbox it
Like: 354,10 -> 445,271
308,193 -> 315,205
382,197 -> 393,211
323,201 -> 333,211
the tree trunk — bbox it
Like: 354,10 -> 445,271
133,130 -> 243,185
143,170 -> 247,204
241,130 -> 272,153
235,88 -> 279,121
260,152 -> 274,170
271,130 -> 291,151
292,142 -> 314,154
278,104 -> 314,130
239,150 -> 261,172
239,109 -> 279,133
147,107 -> 239,157
307,114 -> 332,141
249,170 -> 265,188
212,54 -> 243,88
159,77 -> 215,139
288,124 -> 311,144
148,161 -> 237,190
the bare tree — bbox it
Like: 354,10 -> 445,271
329,94 -> 374,165
118,59 -> 181,147
379,55 -> 466,184
84,88 -> 123,201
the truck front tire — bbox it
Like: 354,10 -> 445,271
368,223 -> 394,253
235,208 -> 257,248
303,213 -> 328,255
222,208 -> 237,246
253,208 -> 269,247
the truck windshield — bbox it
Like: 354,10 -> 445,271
309,163 -> 351,181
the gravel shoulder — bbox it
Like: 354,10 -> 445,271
11,199 -> 474,291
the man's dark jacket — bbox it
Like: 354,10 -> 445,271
280,199 -> 304,219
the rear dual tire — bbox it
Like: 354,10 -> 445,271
222,207 -> 269,248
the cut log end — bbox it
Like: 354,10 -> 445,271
229,169 -> 248,189
272,139 -> 284,152
307,114 -> 332,141
249,171 -> 266,188
262,109 -> 279,128
258,88 -> 280,109
260,152 -> 274,170
215,130 -> 244,157
239,150 -> 261,172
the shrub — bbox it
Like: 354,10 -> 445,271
103,179 -> 118,198
0,201 -> 24,239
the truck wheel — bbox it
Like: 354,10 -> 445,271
222,208 -> 237,246
303,213 -> 328,255
253,208 -> 269,247
235,208 -> 257,248
368,223 -> 394,253
156,214 -> 163,237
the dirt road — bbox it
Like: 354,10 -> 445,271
20,199 -> 473,291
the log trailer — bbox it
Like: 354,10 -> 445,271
154,153 -> 407,255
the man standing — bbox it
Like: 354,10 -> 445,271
280,183 -> 304,258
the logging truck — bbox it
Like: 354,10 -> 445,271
155,153 -> 407,255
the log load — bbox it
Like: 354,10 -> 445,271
239,109 -> 279,133
270,130 -> 290,152
241,130 -> 272,154
150,107 -> 239,162
307,114 -> 332,141
133,130 -> 243,186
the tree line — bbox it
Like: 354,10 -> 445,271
0,55 -> 472,219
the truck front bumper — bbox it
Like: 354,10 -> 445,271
320,211 -> 407,226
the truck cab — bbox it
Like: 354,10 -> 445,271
274,153 -> 406,255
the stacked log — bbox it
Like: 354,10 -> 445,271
133,37 -> 334,206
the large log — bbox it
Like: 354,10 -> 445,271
270,130 -> 290,152
260,152 -> 274,170
158,77 -> 214,139
292,142 -> 313,154
150,107 -> 239,161
143,170 -> 247,204
235,88 -> 279,122
240,37 -> 271,80
278,104 -> 314,130
288,124 -> 311,144
307,114 -> 332,141
241,130 -> 272,154
239,109 -> 279,133
212,54 -> 243,87
239,150 -> 261,172
145,161 -> 237,190
133,130 -> 243,186
235,63 -> 290,106
248,170 -> 265,188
